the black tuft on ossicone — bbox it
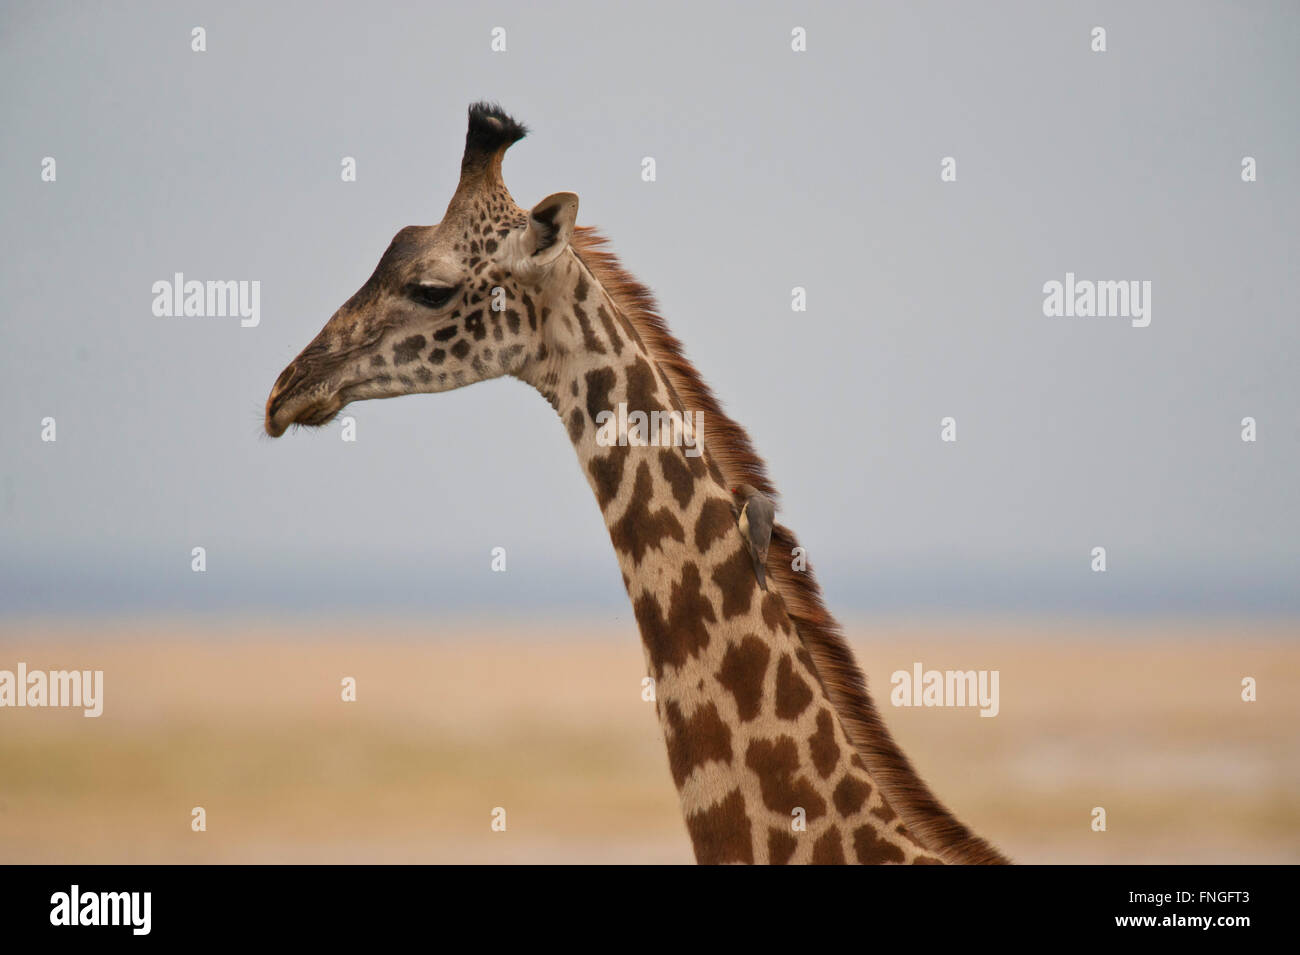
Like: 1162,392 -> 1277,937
462,102 -> 528,170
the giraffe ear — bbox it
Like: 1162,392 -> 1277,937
523,192 -> 578,266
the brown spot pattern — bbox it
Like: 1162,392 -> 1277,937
659,450 -> 694,509
664,700 -> 733,787
774,654 -> 813,720
693,498 -> 733,553
624,354 -> 664,415
744,736 -> 826,820
573,303 -> 606,354
587,446 -> 626,511
610,462 -> 686,565
833,773 -> 872,816
634,562 -> 717,676
686,789 -> 753,865
768,828 -> 797,865
808,709 -> 841,779
584,367 -> 616,425
393,334 -> 426,364
793,646 -> 827,695
566,407 -> 584,443
761,591 -> 792,635
812,828 -> 847,865
870,801 -> 897,824
853,825 -> 906,864
596,304 -> 623,356
711,544 -> 757,619
714,635 -> 770,722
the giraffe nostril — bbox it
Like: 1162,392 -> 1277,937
264,392 -> 285,436
274,360 -> 308,397
265,365 -> 301,436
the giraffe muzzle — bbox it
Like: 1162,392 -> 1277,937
264,356 -> 349,437
265,379 -> 341,437
266,356 -> 391,437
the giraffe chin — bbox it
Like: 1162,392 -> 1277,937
265,390 -> 345,437
266,377 -> 390,437
266,400 -> 339,436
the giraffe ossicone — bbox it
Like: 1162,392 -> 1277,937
265,102 -> 1008,865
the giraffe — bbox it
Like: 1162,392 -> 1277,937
265,103 -> 1008,865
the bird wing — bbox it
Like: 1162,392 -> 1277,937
743,493 -> 775,563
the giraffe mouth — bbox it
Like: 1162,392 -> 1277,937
266,377 -> 379,437
296,398 -> 346,428
265,389 -> 343,436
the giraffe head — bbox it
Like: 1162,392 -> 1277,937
264,103 -> 578,437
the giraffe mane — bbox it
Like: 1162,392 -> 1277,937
571,225 -> 1010,865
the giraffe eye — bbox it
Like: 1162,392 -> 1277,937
408,283 -> 458,309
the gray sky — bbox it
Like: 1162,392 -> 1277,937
1,1 -> 1297,617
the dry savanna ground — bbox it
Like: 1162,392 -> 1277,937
0,616 -> 1296,864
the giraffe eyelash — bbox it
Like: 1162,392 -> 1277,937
407,283 -> 459,309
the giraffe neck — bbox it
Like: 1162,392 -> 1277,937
516,253 -> 939,864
